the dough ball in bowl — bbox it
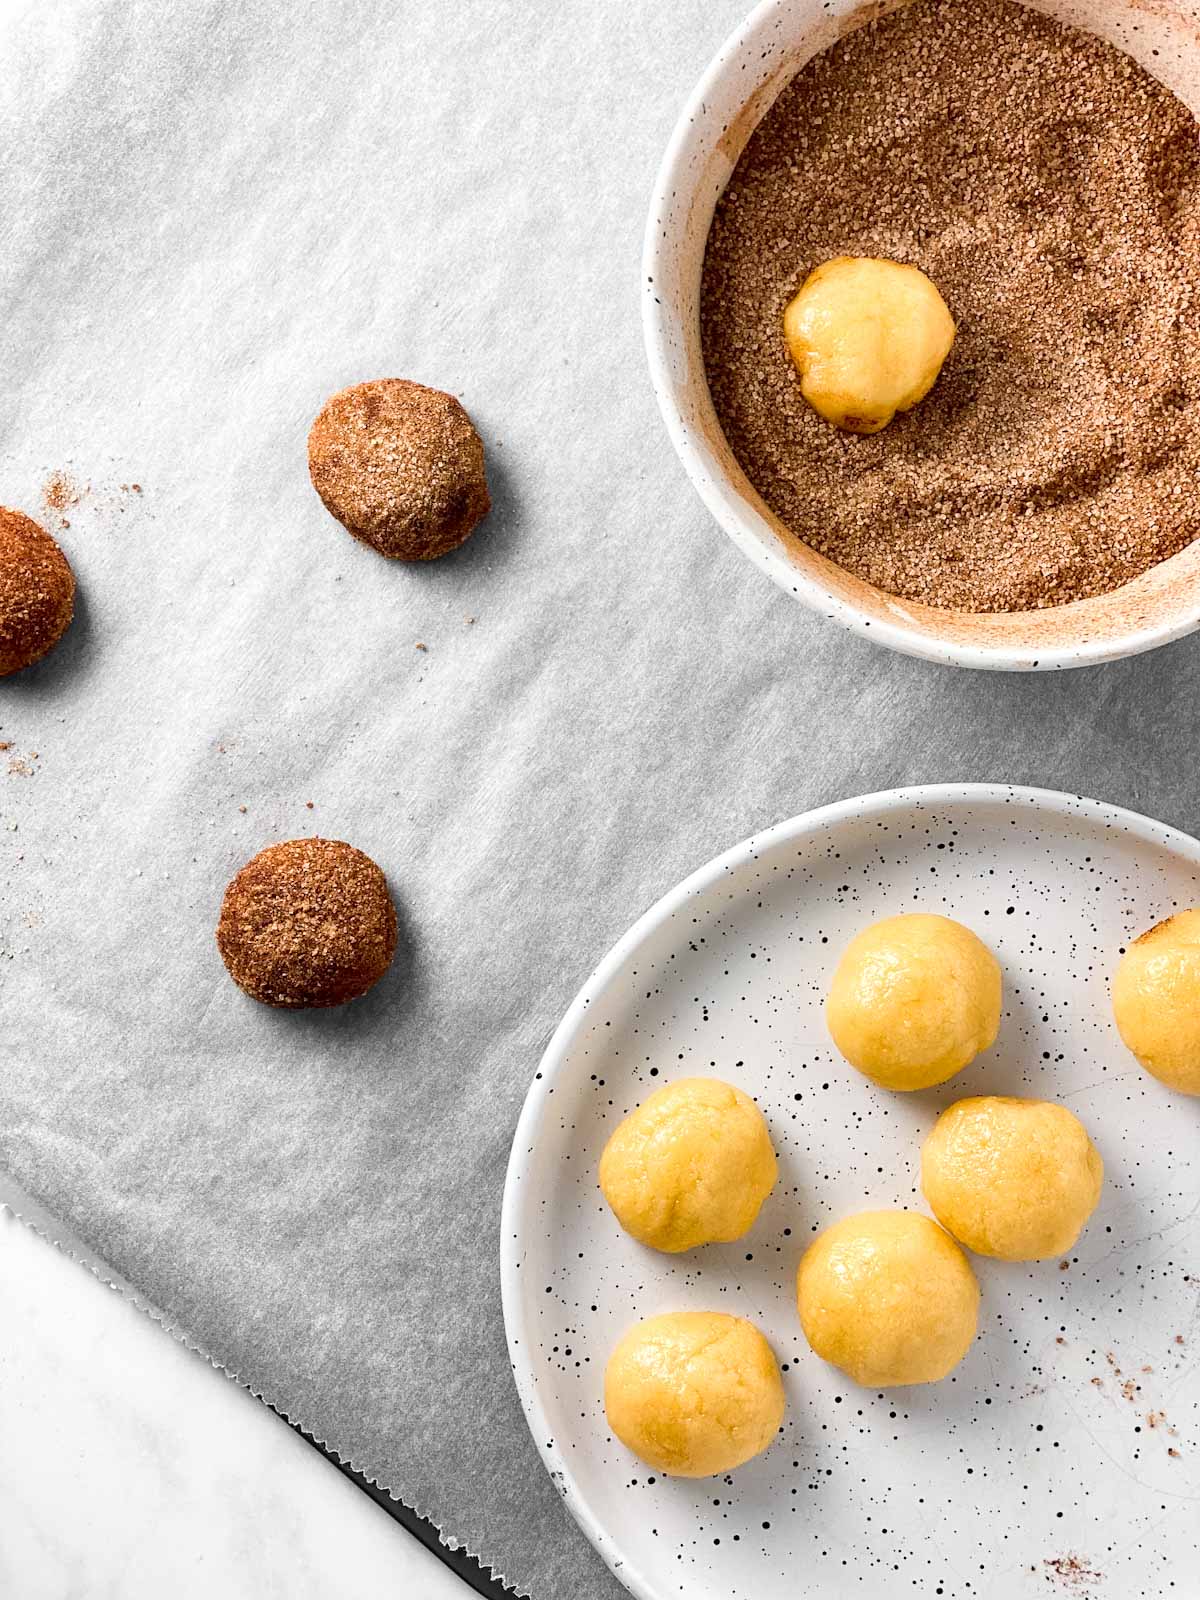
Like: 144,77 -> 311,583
1113,910 -> 1200,1095
826,913 -> 1001,1090
797,1210 -> 978,1387
604,1310 -> 784,1477
782,256 -> 955,435
598,1077 -> 777,1252
921,1096 -> 1103,1261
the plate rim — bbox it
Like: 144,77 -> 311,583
500,782 -> 1200,1600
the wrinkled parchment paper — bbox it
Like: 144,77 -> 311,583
2,3 -> 1200,1594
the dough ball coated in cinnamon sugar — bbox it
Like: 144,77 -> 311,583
307,378 -> 490,561
217,838 -> 397,1009
0,508 -> 75,675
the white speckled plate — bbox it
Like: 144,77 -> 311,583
502,785 -> 1200,1600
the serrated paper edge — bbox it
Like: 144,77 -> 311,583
0,1177 -> 526,1598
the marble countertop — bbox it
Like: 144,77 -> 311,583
0,1209 -> 474,1599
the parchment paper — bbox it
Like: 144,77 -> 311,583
1,3 -> 1198,1595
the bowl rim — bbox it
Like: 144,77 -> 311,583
500,781 -> 1200,1600
640,0 -> 1200,672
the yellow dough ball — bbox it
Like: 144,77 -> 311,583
797,1210 -> 978,1387
598,1077 -> 777,1253
1112,910 -> 1200,1096
921,1096 -> 1104,1261
826,913 -> 1001,1091
604,1311 -> 785,1477
783,256 -> 955,434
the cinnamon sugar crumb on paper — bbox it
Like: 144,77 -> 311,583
42,471 -> 81,513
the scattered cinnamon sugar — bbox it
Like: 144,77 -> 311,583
1099,1349 -> 1148,1403
41,472 -> 80,513
1042,1553 -> 1102,1592
701,0 -> 1200,612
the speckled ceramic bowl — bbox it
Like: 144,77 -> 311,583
642,0 -> 1200,671
502,783 -> 1200,1600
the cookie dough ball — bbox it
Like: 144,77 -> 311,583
0,508 -> 75,675
308,378 -> 490,560
826,913 -> 1001,1091
783,256 -> 955,434
1113,911 -> 1200,1095
599,1077 -> 777,1253
797,1211 -> 978,1387
217,838 -> 396,1008
604,1311 -> 784,1477
921,1096 -> 1103,1261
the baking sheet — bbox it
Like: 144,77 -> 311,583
0,3 -> 1198,1596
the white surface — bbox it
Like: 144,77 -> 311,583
504,786 -> 1200,1600
644,0 -> 1200,669
0,1208 -> 469,1600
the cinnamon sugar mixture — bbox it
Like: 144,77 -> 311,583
700,0 -> 1200,612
